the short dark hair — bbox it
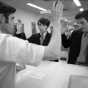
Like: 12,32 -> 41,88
0,1 -> 16,23
37,17 -> 50,27
75,10 -> 88,22
0,1 -> 16,15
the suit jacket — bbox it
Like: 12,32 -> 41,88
28,32 -> 52,46
15,33 -> 26,40
62,30 -> 83,64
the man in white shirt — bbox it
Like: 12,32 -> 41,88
0,1 -> 63,88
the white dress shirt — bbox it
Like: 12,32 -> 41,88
0,33 -> 44,88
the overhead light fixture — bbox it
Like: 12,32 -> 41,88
80,8 -> 84,12
27,3 -> 48,12
40,10 -> 51,14
73,0 -> 81,7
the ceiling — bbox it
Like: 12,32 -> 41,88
0,0 -> 88,19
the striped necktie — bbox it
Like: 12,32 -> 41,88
40,34 -> 45,45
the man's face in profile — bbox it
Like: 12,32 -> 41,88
77,18 -> 88,32
38,22 -> 47,34
0,13 -> 16,35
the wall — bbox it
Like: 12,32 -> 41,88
14,9 -> 40,38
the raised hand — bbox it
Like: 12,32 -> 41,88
44,0 -> 65,60
50,0 -> 63,23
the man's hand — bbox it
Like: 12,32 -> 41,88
50,0 -> 63,23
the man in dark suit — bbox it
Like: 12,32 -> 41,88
62,29 -> 83,64
28,17 -> 51,46
62,10 -> 88,64
28,18 -> 59,62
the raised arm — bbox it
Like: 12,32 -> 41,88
44,0 -> 64,60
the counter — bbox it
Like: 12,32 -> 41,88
16,61 -> 88,88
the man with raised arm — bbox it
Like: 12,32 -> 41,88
0,1 -> 63,88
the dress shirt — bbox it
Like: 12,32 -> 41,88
0,33 -> 44,88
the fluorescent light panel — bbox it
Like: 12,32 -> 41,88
40,10 -> 51,14
27,3 -> 47,11
80,8 -> 84,12
73,0 -> 81,7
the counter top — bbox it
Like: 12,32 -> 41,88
16,61 -> 88,88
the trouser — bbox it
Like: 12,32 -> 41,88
67,57 -> 77,64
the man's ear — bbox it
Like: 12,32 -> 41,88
45,25 -> 48,30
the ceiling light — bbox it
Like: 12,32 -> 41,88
40,10 -> 51,14
73,0 -> 81,7
27,3 -> 48,11
80,8 -> 84,12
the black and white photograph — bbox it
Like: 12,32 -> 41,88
0,0 -> 88,88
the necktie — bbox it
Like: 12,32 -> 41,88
40,34 -> 45,45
